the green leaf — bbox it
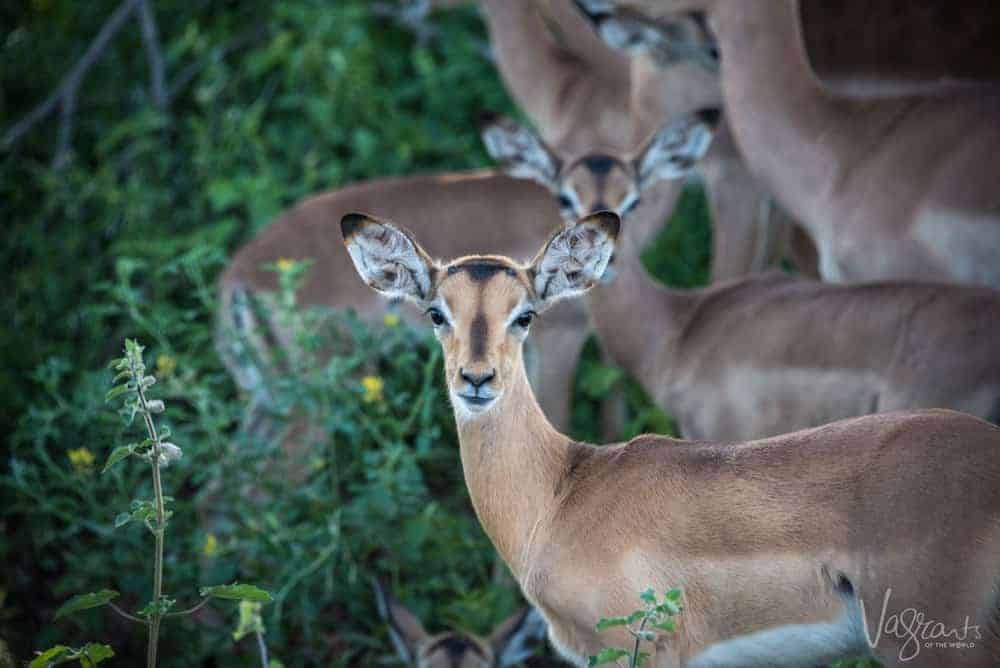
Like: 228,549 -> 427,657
639,587 -> 656,605
113,512 -> 132,528
104,384 -> 131,402
664,588 -> 683,602
588,648 -> 630,667
30,646 -> 71,668
594,615 -> 630,632
200,583 -> 273,603
635,650 -> 650,667
653,618 -> 676,633
54,590 -> 119,619
101,445 -> 134,473
138,597 -> 176,618
79,643 -> 115,665
655,599 -> 681,615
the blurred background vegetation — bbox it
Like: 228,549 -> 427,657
0,0 -> 710,665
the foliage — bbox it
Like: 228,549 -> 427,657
589,588 -> 684,668
39,340 -> 271,666
0,0 -> 711,665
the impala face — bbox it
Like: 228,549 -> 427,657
480,110 -> 718,222
574,0 -> 720,71
342,212 -> 620,421
373,579 -> 546,668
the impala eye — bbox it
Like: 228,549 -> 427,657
426,307 -> 446,327
514,311 -> 536,329
557,194 -> 574,210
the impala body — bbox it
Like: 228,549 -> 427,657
342,210 -> 1000,667
576,0 -> 1000,288
592,236 -> 1000,439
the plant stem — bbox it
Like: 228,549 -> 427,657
630,615 -> 650,668
108,601 -> 148,625
137,379 -> 166,668
165,597 -> 210,617
255,631 -> 269,668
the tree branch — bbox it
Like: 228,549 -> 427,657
136,0 -> 168,111
2,0 -> 140,160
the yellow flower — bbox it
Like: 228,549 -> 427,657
156,354 -> 177,377
275,258 -> 295,273
67,448 -> 95,472
361,375 -> 384,403
382,312 -> 400,328
202,533 -> 218,558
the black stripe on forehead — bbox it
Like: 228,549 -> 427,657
446,258 -> 518,282
582,154 -> 617,174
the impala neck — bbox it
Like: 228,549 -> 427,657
479,0 -> 633,152
709,0 -> 854,223
454,358 -> 568,581
588,222 -> 697,397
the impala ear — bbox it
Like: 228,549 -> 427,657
373,579 -> 430,665
530,211 -> 620,309
341,213 -> 437,306
634,109 -> 719,189
490,606 -> 548,667
479,112 -> 561,192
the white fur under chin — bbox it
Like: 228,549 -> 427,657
449,391 -> 502,422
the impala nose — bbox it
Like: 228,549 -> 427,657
460,368 -> 496,388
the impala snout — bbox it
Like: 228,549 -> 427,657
457,367 -> 498,410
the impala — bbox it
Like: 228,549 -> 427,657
373,579 -> 546,668
575,0 -> 1000,287
216,171 -> 588,448
495,112 -> 1000,439
480,0 -> 808,280
342,210 -> 1000,667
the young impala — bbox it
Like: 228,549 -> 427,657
492,110 -> 1000,439
342,210 -> 1000,667
373,579 -> 546,668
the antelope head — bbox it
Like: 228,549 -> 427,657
480,110 -> 718,223
342,212 -> 620,420
573,0 -> 720,71
373,579 -> 546,667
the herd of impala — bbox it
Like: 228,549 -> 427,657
217,1 -> 1000,666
